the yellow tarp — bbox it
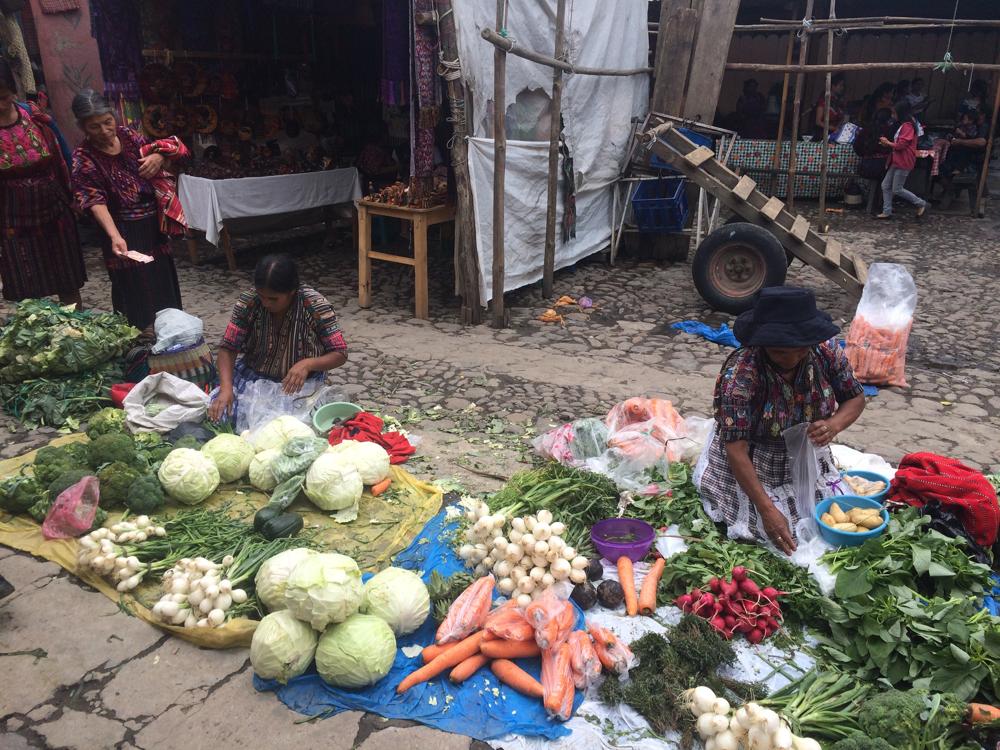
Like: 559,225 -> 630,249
0,435 -> 443,649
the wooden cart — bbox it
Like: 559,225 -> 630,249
640,116 -> 868,314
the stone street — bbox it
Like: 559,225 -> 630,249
2,203 -> 999,749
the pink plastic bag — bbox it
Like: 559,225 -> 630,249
605,397 -> 688,464
42,476 -> 100,540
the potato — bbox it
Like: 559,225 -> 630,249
857,514 -> 884,530
829,503 -> 849,524
833,522 -> 860,532
820,512 -> 836,527
847,507 -> 880,524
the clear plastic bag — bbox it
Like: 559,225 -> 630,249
435,575 -> 495,645
541,642 -> 575,721
42,476 -> 99,540
845,263 -> 917,387
235,380 -> 345,435
568,630 -> 602,690
271,437 -> 329,484
151,308 -> 204,354
484,600 -> 535,642
587,622 -> 636,677
782,423 -> 821,540
524,589 -> 575,650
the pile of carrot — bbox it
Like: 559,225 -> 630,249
845,315 -> 912,387
396,576 -> 635,722
617,554 -> 666,617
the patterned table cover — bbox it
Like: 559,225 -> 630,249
729,139 -> 860,199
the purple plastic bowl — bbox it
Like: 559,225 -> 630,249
590,518 -> 655,562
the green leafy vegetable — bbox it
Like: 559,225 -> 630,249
85,408 -> 127,440
48,469 -> 93,501
759,671 -> 870,741
96,463 -> 142,508
125,475 -> 166,515
427,570 -> 475,622
87,433 -> 138,470
0,475 -> 46,514
32,444 -> 91,486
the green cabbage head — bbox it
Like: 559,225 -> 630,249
248,448 -> 281,492
255,547 -> 318,612
316,613 -> 397,688
201,434 -> 255,483
362,567 -> 430,636
157,448 -> 220,505
304,453 -> 363,512
327,440 -> 391,485
252,416 -> 315,453
250,610 -> 318,684
283,552 -> 363,631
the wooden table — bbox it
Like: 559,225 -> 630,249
356,200 -> 456,320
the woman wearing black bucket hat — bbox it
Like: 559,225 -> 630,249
694,287 -> 866,554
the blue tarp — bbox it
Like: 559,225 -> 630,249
254,507 -> 582,741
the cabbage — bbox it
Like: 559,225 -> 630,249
252,416 -> 315,453
249,448 -> 281,492
255,547 -> 318,612
362,567 -> 430,636
157,448 -> 220,505
327,441 -> 391,485
283,552 -> 363,631
250,610 -> 318,684
201,434 -> 255,483
315,613 -> 397,688
304,453 -> 363,512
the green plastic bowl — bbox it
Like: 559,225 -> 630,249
312,402 -> 363,434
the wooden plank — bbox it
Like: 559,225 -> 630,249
684,146 -> 715,167
853,254 -> 869,285
413,216 -> 430,320
357,205 -> 372,309
824,238 -> 843,267
760,196 -> 784,221
369,251 -> 417,267
790,215 -> 810,242
682,0 -> 741,124
732,174 -> 757,200
652,8 -> 699,114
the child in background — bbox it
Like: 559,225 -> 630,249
876,99 -> 927,219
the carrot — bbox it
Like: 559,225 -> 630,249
480,639 -> 541,659
491,659 -> 544,699
436,575 -> 495,644
421,642 -> 458,664
449,653 -> 490,683
968,703 -> 1000,723
617,556 -> 638,616
370,477 -> 392,496
638,557 -> 666,616
482,630 -> 499,641
541,643 -> 575,720
397,631 -> 486,693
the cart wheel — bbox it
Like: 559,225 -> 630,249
724,215 -> 794,266
692,223 -> 788,314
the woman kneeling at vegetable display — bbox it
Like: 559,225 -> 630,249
695,287 -> 865,554
208,255 -> 347,424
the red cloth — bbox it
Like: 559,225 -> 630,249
110,383 -> 137,408
887,452 -> 999,546
327,411 -> 415,465
886,121 -> 919,171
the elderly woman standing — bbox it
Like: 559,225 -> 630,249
695,287 -> 866,554
0,60 -> 86,306
70,90 -> 187,330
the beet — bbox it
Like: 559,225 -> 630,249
571,581 -> 599,610
585,558 -> 605,582
597,579 -> 625,609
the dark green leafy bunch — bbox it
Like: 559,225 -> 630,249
0,364 -> 121,431
87,433 -> 137,470
829,736 -> 895,750
32,444 -> 91,487
636,462 -> 707,529
96,463 -> 142,508
85,408 -> 127,440
427,570 -> 475,622
599,614 -> 765,746
0,475 -> 46,514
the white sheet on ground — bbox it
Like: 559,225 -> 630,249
831,444 -> 897,480
452,0 -> 649,303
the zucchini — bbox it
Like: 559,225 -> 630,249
253,505 -> 283,534
259,512 -> 304,540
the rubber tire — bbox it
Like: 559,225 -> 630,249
692,222 -> 788,314
723,215 -> 795,266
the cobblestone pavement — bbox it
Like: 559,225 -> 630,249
2,203 -> 999,750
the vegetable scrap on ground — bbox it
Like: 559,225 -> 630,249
2,395 -> 1000,750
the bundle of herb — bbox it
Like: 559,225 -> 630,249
599,614 -> 765,747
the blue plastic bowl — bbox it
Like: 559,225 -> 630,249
814,495 -> 889,547
590,518 -> 655,562
839,469 -> 891,503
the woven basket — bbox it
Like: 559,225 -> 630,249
148,339 -> 217,391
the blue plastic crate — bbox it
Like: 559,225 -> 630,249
631,176 -> 689,233
651,127 -> 714,171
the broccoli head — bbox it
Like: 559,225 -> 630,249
133,431 -> 163,449
96,462 -> 142,508
830,734 -> 896,750
173,435 -> 203,451
32,444 -> 90,486
28,496 -> 52,523
126,475 -> 165,515
87,433 -> 137,469
85,408 -> 127,440
857,690 -> 926,746
48,469 -> 94,501
0,475 -> 46,514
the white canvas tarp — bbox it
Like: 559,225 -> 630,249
453,0 -> 649,302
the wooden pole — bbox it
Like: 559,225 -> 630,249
974,45 -> 1000,217
818,0 -> 837,218
434,0 -> 482,323
786,0 -> 815,211
759,15 -> 1000,27
491,1 -> 507,328
768,9 -> 798,196
543,0 -> 567,299
726,61 -> 1000,73
481,29 -> 651,76
735,21 -> 1000,33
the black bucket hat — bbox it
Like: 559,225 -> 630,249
733,286 -> 840,347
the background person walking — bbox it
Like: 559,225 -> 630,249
876,99 -> 927,219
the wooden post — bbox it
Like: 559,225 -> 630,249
818,0 -> 837,218
974,42 -> 1000,217
652,1 -> 699,115
543,0 -> 567,299
768,9 -> 799,196
786,0 -> 815,211
434,0 -> 482,323
681,0 -> 741,125
357,203 -> 372,309
491,1 -> 507,328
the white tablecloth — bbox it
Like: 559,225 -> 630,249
178,168 -> 362,246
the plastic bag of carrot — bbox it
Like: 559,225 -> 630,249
845,263 -> 917,387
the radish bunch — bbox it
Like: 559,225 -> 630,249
684,686 -> 822,750
150,556 -> 250,629
673,566 -> 785,643
456,499 -> 589,606
76,516 -> 167,592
